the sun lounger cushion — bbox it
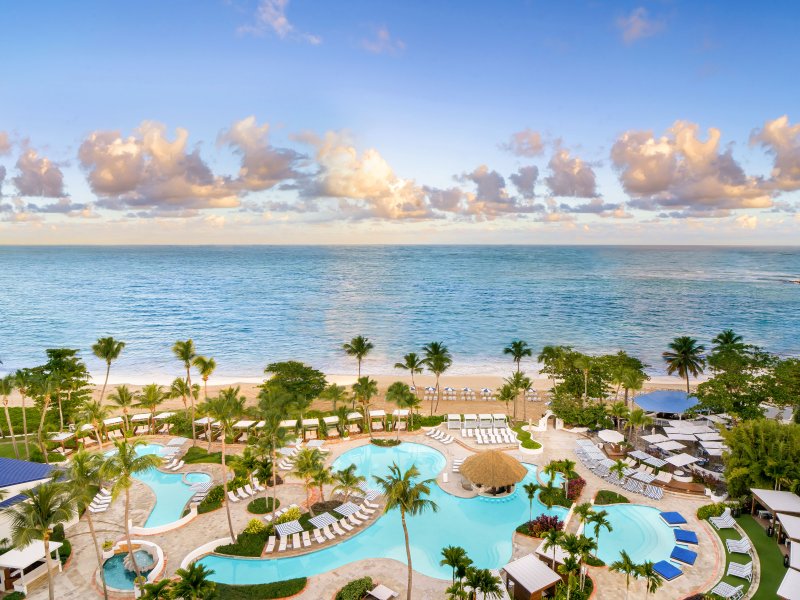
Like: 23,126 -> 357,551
670,545 -> 697,565
674,529 -> 698,544
659,511 -> 687,525
653,560 -> 683,581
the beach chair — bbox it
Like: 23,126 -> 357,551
236,487 -> 250,499
278,536 -> 287,551
313,528 -> 325,544
709,582 -> 743,599
302,531 -> 311,547
89,504 -> 108,514
674,529 -> 699,545
340,518 -> 354,531
332,522 -> 346,535
659,511 -> 688,526
670,545 -> 698,566
227,491 -> 240,503
291,533 -> 301,548
652,560 -> 683,581
361,505 -> 376,515
726,561 -> 752,581
348,514 -> 363,525
265,535 -> 276,553
710,509 -> 735,530
725,538 -> 751,554
367,584 -> 399,599
442,472 -> 449,483
171,460 -> 185,471
365,500 -> 380,509
323,525 -> 336,540
244,484 -> 255,496
253,478 -> 266,492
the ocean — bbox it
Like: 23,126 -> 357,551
0,245 -> 798,382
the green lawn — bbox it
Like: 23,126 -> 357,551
0,441 -> 19,458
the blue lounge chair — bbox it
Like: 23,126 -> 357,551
670,545 -> 698,566
653,560 -> 683,581
659,511 -> 688,526
674,529 -> 699,544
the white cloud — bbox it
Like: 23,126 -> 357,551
750,115 -> 800,192
13,148 -> 66,197
509,165 -> 538,199
362,26 -> 405,55
545,149 -> 598,197
616,7 -> 664,44
0,132 -> 10,155
238,0 -> 321,44
502,129 -> 544,157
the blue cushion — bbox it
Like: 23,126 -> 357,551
670,545 -> 698,565
653,560 -> 683,580
659,511 -> 688,525
674,529 -> 699,544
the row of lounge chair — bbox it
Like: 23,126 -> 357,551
463,428 -> 517,445
652,513 -> 702,583
710,508 -> 736,530
162,458 -> 185,471
452,458 -> 465,473
709,582 -> 744,600
426,429 -> 454,445
263,503 -> 299,522
226,479 -> 267,503
726,560 -> 753,582
88,488 -> 113,513
575,446 -> 664,501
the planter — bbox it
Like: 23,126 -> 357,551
518,443 -> 544,455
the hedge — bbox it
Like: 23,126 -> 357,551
247,497 -> 280,514
215,531 -> 269,557
370,438 -> 401,447
697,503 -> 728,520
594,489 -> 629,505
198,485 -> 224,514
215,579 -> 307,599
335,576 -> 374,600
513,425 -> 542,449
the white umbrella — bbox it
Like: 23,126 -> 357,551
598,429 -> 625,444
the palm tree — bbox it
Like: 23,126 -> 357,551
33,372 -> 59,464
108,385 -> 137,437
638,560 -> 663,597
332,463 -> 366,502
587,509 -> 612,554
610,459 -> 627,481
465,567 -> 502,600
171,562 -> 216,600
394,352 -> 425,390
352,376 -> 378,437
101,439 -> 162,575
373,463 -> 439,600
0,375 -> 19,458
192,355 -> 216,401
65,450 -> 109,600
139,579 -> 173,599
541,528 -> 564,569
202,386 -> 245,541
440,545 -> 472,584
138,383 -> 166,435
504,339 -> 533,374
78,399 -> 110,448
620,368 -> 647,408
557,555 -> 581,600
607,402 -> 629,432
14,369 -> 32,459
538,478 -> 561,511
626,408 -> 653,445
293,447 -> 325,515
712,329 -> 744,354
385,381 -> 416,438
557,458 -> 578,494
172,339 -> 197,444
662,336 -> 706,393
422,341 -> 453,415
523,482 -> 540,524
497,384 -> 516,419
7,481 -> 76,600
92,336 -> 125,404
505,371 -> 532,421
573,354 -> 594,401
320,383 -> 349,411
574,534 -> 597,591
311,464 -> 334,502
256,389 -> 292,518
343,335 -> 374,380
610,549 -> 638,600
573,502 -> 594,531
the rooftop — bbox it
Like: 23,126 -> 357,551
0,457 -> 55,489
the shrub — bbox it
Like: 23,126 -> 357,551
335,576 -> 374,600
513,425 -> 542,450
5,592 -> 26,600
524,514 -> 564,537
198,485 -> 224,514
276,507 -> 301,524
243,518 -> 267,535
103,540 -> 114,551
697,503 -> 728,520
594,489 -> 629,505
216,530 -> 269,557
52,539 -> 71,563
566,476 -> 586,502
215,579 -> 307,599
247,497 -> 279,514
51,523 -> 65,542
370,438 -> 401,447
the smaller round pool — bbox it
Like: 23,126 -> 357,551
585,504 -> 675,565
185,472 -> 210,484
103,550 -> 154,590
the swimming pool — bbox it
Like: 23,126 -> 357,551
103,550 -> 154,590
199,442 -> 567,584
584,504 -> 675,565
108,443 -> 212,528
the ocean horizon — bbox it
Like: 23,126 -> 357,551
1,245 -> 798,383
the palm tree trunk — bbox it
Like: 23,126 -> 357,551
271,447 -> 278,520
95,426 -> 103,449
58,394 -> 64,431
188,368 -> 196,446
3,402 -> 19,458
100,362 -> 111,403
401,510 -> 413,600
38,397 -> 51,465
124,487 -> 141,575
43,535 -> 55,600
686,374 -> 690,394
86,511 -> 110,600
21,393 -> 30,459
221,439 -> 236,541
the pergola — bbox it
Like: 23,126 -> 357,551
346,412 -> 363,433
500,553 -> 561,600
392,409 -> 409,431
323,415 -> 340,437
368,409 -> 386,431
778,568 -> 800,600
0,540 -> 63,595
492,414 -> 508,429
232,420 -> 256,442
751,489 -> 800,518
463,414 -> 478,430
447,414 -> 462,430
777,513 -> 800,543
301,418 -> 319,438
478,413 -> 494,429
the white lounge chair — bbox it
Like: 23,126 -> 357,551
332,522 -> 346,536
340,518 -> 354,531
278,536 -> 287,551
227,491 -> 240,503
236,487 -> 250,499
291,533 -> 301,548
253,478 -> 266,492
244,484 -> 255,496
265,535 -> 276,552
313,529 -> 325,544
302,531 -> 311,547
710,582 -> 743,599
170,460 -> 184,471
323,525 -> 336,540
348,514 -> 363,525
726,538 -> 751,554
726,561 -> 752,581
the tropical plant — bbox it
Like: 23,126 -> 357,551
385,381 -> 417,438
139,579 -> 173,599
255,387 -> 293,517
712,329 -> 745,354
0,375 -> 19,458
626,408 -> 653,444
77,399 -> 109,447
263,361 -> 326,437
193,355 -> 216,401
610,459 -> 627,481
464,567 -> 502,600
573,354 -> 595,401
506,371 -> 532,421
373,463 -> 439,600
172,339 -> 197,444
138,383 -> 166,435
538,478 -> 562,510
573,502 -> 594,530
541,528 -> 564,568
609,549 -> 638,600
14,369 -> 33,459
422,342 -> 452,414
587,509 -> 612,554
352,376 -> 379,436
497,384 -> 516,418
504,339 -> 532,373
440,545 -> 472,584
31,372 -> 59,464
394,352 -> 425,389
293,447 -> 325,515
101,439 -> 162,575
638,560 -> 664,597
320,383 -> 349,410
607,401 -> 630,430
523,482 -> 540,524
108,385 -> 138,436
92,336 -> 125,404
343,335 -> 374,381
663,336 -> 706,393
332,463 -> 366,502
171,562 -> 217,600
7,481 -> 76,600
311,464 -> 334,502
557,555 -> 581,600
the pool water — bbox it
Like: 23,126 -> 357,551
199,442 -> 567,584
103,550 -> 154,590
584,504 -> 676,565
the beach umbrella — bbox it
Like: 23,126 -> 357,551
481,388 -> 492,394
463,387 -> 472,392
598,429 -> 625,444
444,387 -> 455,392
425,386 -> 436,392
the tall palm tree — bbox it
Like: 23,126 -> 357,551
385,381 -> 416,438
352,376 -> 378,437
0,375 -> 19,458
497,384 -> 516,419
172,339 -> 197,444
541,528 -> 564,569
65,450 -> 109,600
394,352 -> 425,390
573,354 -> 594,401
588,509 -> 612,556
7,481 -> 76,600
256,387 -> 292,517
192,355 -> 216,401
523,482 -> 540,524
538,478 -> 562,511
101,439 -> 162,575
626,408 -> 653,445
620,368 -> 646,408
92,336 -> 125,404
465,567 -> 502,600
138,383 -> 166,435
422,342 -> 453,415
662,336 -> 706,393
504,340 -> 532,373
374,463 -> 439,600
573,502 -> 594,531
320,383 -> 349,411
574,534 -> 597,591
638,560 -> 663,597
293,447 -> 325,516
712,329 -> 744,354
505,371 -> 532,421
108,385 -> 137,437
14,369 -> 32,459
557,459 -> 578,493
343,335 -> 374,380
171,562 -> 216,600
607,401 -> 630,430
311,464 -> 334,502
557,555 -> 581,600
78,399 -> 110,448
33,373 -> 59,464
202,386 -> 245,541
440,545 -> 472,584
332,463 -> 366,502
610,459 -> 627,481
609,549 -> 638,600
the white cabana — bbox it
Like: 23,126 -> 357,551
665,453 -> 700,467
254,420 -> 266,429
49,431 -> 74,442
301,418 -> 319,429
233,420 -> 256,430
0,540 -> 63,595
790,543 -> 800,571
279,419 -> 297,429
369,409 -> 386,431
154,412 -> 175,420
598,429 -> 624,444
392,409 -> 409,431
641,433 -> 669,444
103,416 -> 124,427
447,414 -> 462,430
704,448 -> 724,457
501,553 -> 561,598
777,568 -> 800,600
77,423 -> 95,434
751,489 -> 800,516
347,412 -> 363,422
323,415 -> 340,426
132,413 -> 151,422
463,413 -> 478,429
492,414 -> 507,429
478,413 -> 494,429
654,440 -> 686,452
777,513 -> 800,542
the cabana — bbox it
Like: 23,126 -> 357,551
777,568 -> 800,600
776,512 -> 800,543
49,431 -> 74,454
665,453 -> 700,468
103,416 -> 124,439
500,553 -> 561,600
392,409 -> 409,431
492,414 -> 508,430
463,414 -> 478,430
323,415 -> 340,437
346,411 -> 363,433
447,414 -> 462,430
368,409 -> 386,432
750,490 -> 800,529
460,450 -> 527,496
131,412 -> 152,434
279,419 -> 297,430
301,418 -> 320,439
194,416 -> 220,441
535,539 -> 569,566
76,423 -> 98,446
478,413 -> 494,430
232,420 -> 256,442
153,412 -> 175,434
0,540 -> 63,594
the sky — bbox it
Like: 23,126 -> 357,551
1,0 -> 799,245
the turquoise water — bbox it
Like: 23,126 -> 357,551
1,246 -> 798,380
103,550 -> 154,590
584,504 -> 675,565
108,443 -> 212,528
198,442 -> 567,584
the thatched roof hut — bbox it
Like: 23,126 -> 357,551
460,450 -> 527,489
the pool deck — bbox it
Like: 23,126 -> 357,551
28,427 -> 725,599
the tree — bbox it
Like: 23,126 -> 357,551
440,545 -> 472,584
538,345 -> 572,389
662,336 -> 705,393
256,387 -> 293,518
573,354 -> 595,401
573,502 -> 594,531
38,348 -> 92,430
626,408 -> 653,445
101,440 -> 162,575
202,387 -> 245,541
541,528 -> 564,569
638,560 -> 663,597
588,509 -> 612,553
395,352 -> 425,390
139,579 -> 173,599
108,385 -> 137,437
373,463 -> 439,600
7,481 -> 76,600
193,355 -> 217,401
31,372 -> 59,464
538,478 -> 562,511
263,361 -> 326,438
343,335 -> 374,380
172,562 -> 217,600
506,371 -> 532,421
92,336 -> 125,404
610,459 -> 627,481
505,340 -> 533,374
14,369 -> 33,459
0,375 -> 19,458
465,567 -> 502,600
422,342 -> 453,415
293,447 -> 325,516
609,550 -> 638,600
557,555 -> 581,600
78,399 -> 110,448
332,463 -> 366,502
352,376 -> 379,437
385,381 -> 417,438
497,384 -> 516,419
65,450 -> 109,600
523,482 -> 540,524
556,458 -> 578,494
311,464 -> 334,502
607,401 -> 630,430
712,329 -> 745,354
320,383 -> 349,411
138,383 -> 166,435
573,534 -> 597,591
172,339 -> 197,445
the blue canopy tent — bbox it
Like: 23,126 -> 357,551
635,390 -> 698,414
